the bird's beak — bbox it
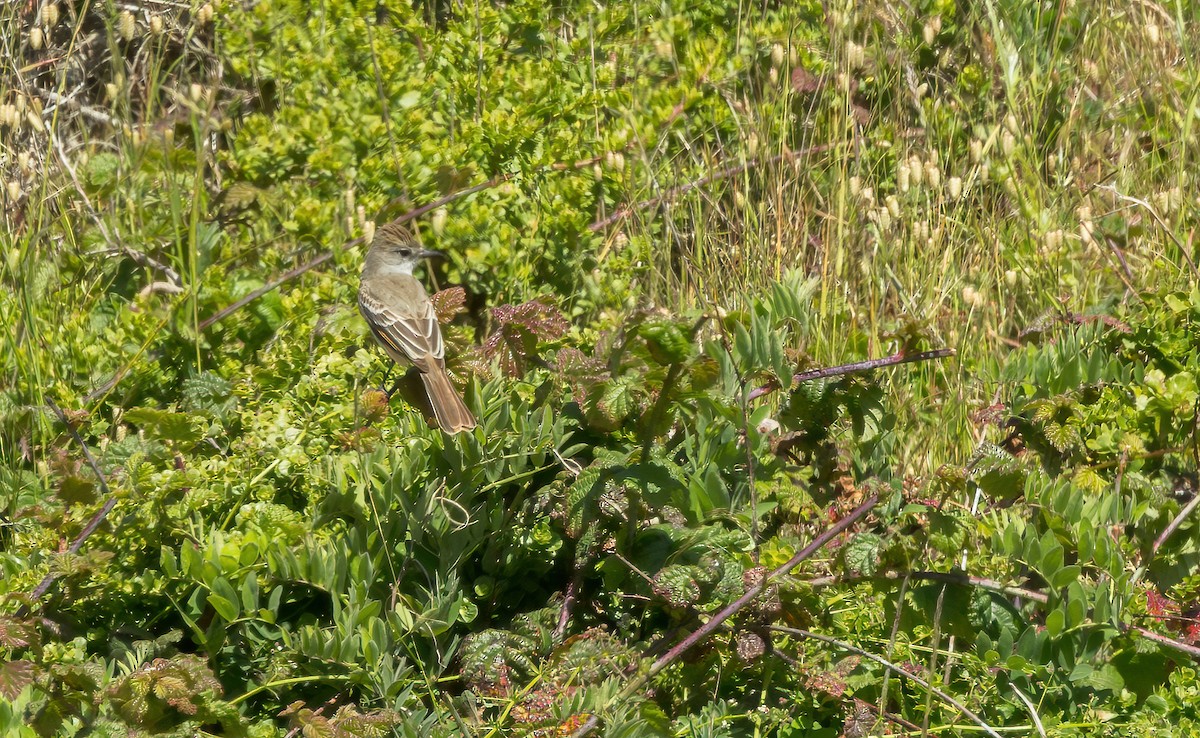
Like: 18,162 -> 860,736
419,248 -> 446,260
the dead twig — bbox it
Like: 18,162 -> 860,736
588,142 -> 841,232
747,348 -> 955,401
198,249 -> 340,331
22,400 -> 118,610
51,133 -> 182,286
571,493 -> 879,738
770,625 -> 1003,738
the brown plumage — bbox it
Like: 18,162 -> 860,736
358,223 -> 476,433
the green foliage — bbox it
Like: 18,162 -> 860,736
4,0 -> 1200,733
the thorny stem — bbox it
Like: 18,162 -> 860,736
23,400 -> 119,610
570,493 -> 878,738
747,348 -> 955,401
769,626 -> 1003,738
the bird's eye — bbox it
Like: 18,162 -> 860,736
398,248 -> 412,257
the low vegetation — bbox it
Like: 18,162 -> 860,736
2,0 -> 1199,735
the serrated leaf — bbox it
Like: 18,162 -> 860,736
0,660 -> 33,699
640,319 -> 693,365
123,407 -> 205,445
842,533 -> 881,576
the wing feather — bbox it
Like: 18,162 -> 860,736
358,279 -> 445,368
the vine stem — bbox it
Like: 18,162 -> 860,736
746,348 -> 955,401
21,400 -> 119,612
769,626 -> 1003,738
570,492 -> 879,738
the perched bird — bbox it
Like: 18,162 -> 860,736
358,222 -> 476,433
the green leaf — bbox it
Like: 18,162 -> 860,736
123,407 -> 205,445
842,533 -> 881,576
1087,663 -> 1125,692
1049,565 -> 1080,590
207,593 -> 239,623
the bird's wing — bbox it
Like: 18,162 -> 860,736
358,278 -> 445,368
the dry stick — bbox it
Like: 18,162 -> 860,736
570,493 -> 879,738
769,626 -> 1003,738
197,249 -> 340,331
747,348 -> 955,401
199,179 -> 498,332
770,648 -> 922,733
25,400 -> 119,605
200,147 -> 623,333
1132,624 -> 1200,659
377,144 -> 629,222
804,570 -> 1200,662
50,132 -> 181,286
588,142 -> 841,232
1150,493 -> 1200,563
1097,184 -> 1198,278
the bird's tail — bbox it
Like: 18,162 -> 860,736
420,368 -> 476,434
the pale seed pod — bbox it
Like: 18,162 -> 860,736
923,16 -> 942,45
897,163 -> 911,193
150,14 -> 163,35
105,82 -> 119,100
770,43 -> 785,69
1146,23 -> 1160,45
25,109 -> 44,133
30,26 -> 44,50
768,67 -> 778,85
1079,220 -> 1095,246
363,221 -> 376,245
197,3 -> 213,25
593,163 -> 603,182
6,180 -> 22,202
925,161 -> 940,189
1004,113 -> 1019,135
1000,131 -> 1016,157
947,176 -> 962,200
909,155 -> 924,187
118,11 -> 136,41
1004,269 -> 1018,289
18,152 -> 32,173
189,83 -> 203,101
885,195 -> 900,219
877,205 -> 892,231
611,152 -> 625,172
431,206 -> 448,236
42,3 -> 59,27
747,132 -> 759,157
848,175 -> 861,197
969,139 -> 983,164
860,187 -> 874,205
845,41 -> 864,69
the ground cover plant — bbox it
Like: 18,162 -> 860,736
3,0 -> 1200,735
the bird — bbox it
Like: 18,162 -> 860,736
358,222 -> 476,433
